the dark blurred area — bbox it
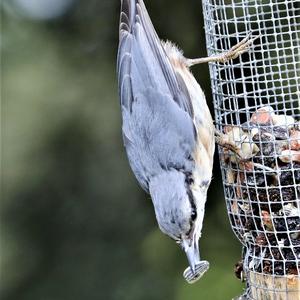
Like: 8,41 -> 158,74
1,0 -> 243,299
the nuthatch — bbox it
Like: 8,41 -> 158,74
117,0 -> 256,283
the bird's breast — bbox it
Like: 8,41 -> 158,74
177,66 -> 215,185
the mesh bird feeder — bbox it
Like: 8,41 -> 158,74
202,0 -> 300,299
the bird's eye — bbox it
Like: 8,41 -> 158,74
191,209 -> 197,221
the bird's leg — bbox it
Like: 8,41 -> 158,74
215,129 -> 243,158
216,129 -> 277,173
186,33 -> 258,67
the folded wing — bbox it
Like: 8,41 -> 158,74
117,0 -> 196,191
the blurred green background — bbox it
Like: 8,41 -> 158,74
1,0 -> 244,299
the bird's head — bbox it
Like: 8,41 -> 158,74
149,169 -> 209,282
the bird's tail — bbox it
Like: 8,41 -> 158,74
119,0 -> 138,36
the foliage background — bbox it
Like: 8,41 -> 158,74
1,0 -> 244,299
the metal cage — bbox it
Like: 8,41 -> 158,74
202,0 -> 300,299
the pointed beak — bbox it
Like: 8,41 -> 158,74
182,237 -> 200,274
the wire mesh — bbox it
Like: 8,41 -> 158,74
202,0 -> 300,299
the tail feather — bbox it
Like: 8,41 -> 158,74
119,0 -> 137,35
117,0 -> 194,118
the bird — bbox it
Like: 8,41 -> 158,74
117,0 -> 255,283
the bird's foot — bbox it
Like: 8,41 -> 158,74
183,260 -> 209,284
215,32 -> 258,63
215,129 -> 242,158
186,32 -> 258,66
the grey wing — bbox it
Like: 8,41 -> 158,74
117,0 -> 193,116
122,87 -> 196,191
117,0 -> 196,190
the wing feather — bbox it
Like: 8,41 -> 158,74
117,0 -> 197,190
117,0 -> 193,117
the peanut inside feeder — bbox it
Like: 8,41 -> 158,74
220,107 -> 300,299
201,0 -> 299,297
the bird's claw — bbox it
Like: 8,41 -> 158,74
218,32 -> 259,63
183,260 -> 210,284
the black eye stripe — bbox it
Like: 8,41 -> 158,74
184,173 -> 197,235
185,173 -> 194,185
